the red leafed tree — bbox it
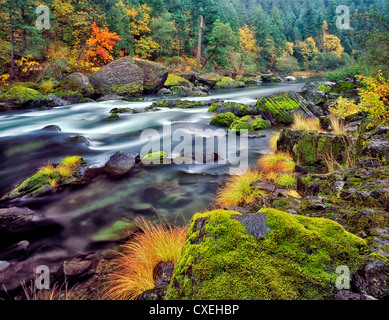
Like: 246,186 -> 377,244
86,22 -> 122,67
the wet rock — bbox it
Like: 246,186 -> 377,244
0,240 -> 30,261
335,290 -> 377,300
157,88 -> 172,95
41,125 -> 61,132
182,151 -> 220,164
251,180 -> 277,192
0,207 -> 62,250
353,260 -> 389,300
332,181 -> 345,193
223,206 -> 250,214
66,135 -> 91,146
0,261 -> 10,272
261,73 -> 282,83
283,76 -> 296,82
104,151 -> 140,175
138,261 -> 175,300
56,253 -> 100,285
142,182 -> 182,205
47,95 -> 70,107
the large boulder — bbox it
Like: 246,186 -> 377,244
164,74 -> 193,89
165,209 -> 367,300
198,73 -> 222,87
104,151 -> 140,175
60,73 -> 95,97
89,56 -> 168,97
277,129 -> 348,169
0,86 -> 55,109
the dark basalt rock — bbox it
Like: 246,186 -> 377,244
104,151 -> 140,174
231,212 -> 270,239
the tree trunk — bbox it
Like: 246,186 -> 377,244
21,8 -> 27,55
10,27 -> 15,80
196,16 -> 203,72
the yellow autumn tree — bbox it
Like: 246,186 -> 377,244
117,2 -> 159,59
322,21 -> 344,57
239,25 -> 257,53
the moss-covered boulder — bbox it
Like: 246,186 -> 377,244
230,121 -> 254,134
151,100 -> 204,109
89,56 -> 168,97
278,129 -> 348,170
59,73 -> 95,97
166,209 -> 366,300
198,73 -> 222,87
208,101 -> 258,117
210,112 -> 238,127
164,74 -> 194,89
214,77 -> 245,89
6,156 -> 87,200
251,118 -> 271,130
0,86 -> 54,109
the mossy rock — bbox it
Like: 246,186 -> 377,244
251,118 -> 271,130
210,112 -> 238,127
164,74 -> 193,89
8,156 -> 86,199
278,129 -> 347,167
214,77 -> 246,89
198,73 -> 222,87
255,92 -> 302,125
230,121 -> 254,134
142,151 -> 169,164
165,209 -> 367,300
0,86 -> 46,109
58,73 -> 95,97
152,100 -> 204,109
207,102 -> 256,117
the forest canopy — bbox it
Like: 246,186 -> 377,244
0,0 -> 387,83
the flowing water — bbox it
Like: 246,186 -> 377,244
0,81 -> 307,255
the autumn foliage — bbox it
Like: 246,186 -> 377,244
86,22 -> 122,68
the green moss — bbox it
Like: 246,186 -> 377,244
9,173 -> 50,198
108,113 -> 120,119
208,103 -> 220,113
78,98 -> 95,103
0,86 -> 44,108
142,151 -> 168,161
164,74 -> 193,88
317,84 -> 331,94
112,82 -> 143,97
9,156 -> 86,198
210,112 -> 238,127
214,77 -> 245,89
230,121 -> 254,134
256,93 -> 300,125
251,118 -> 271,130
110,108 -> 130,114
296,136 -> 316,165
166,209 -> 366,300
154,100 -> 204,109
275,174 -> 297,189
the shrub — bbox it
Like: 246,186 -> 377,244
324,64 -> 364,82
106,218 -> 188,300
329,96 -> 361,119
215,169 -> 264,207
39,79 -> 56,94
291,113 -> 321,131
275,55 -> 300,74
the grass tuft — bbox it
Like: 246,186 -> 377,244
215,169 -> 264,207
106,218 -> 188,300
257,152 -> 295,175
291,113 -> 321,131
269,132 -> 280,152
329,115 -> 347,136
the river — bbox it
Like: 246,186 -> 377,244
0,80 -> 306,255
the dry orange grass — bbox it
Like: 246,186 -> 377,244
269,132 -> 281,152
291,113 -> 322,131
257,152 -> 295,175
329,115 -> 347,136
215,169 -> 264,207
106,218 -> 188,300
